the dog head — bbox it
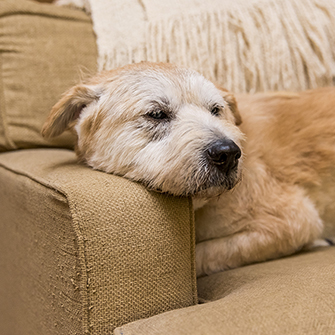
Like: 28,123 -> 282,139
42,62 -> 244,197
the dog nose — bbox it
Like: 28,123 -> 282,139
207,139 -> 241,173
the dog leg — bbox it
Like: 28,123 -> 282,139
196,194 -> 323,277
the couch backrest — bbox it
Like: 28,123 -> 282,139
0,0 -> 97,151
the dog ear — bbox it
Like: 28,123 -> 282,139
41,84 -> 101,138
217,87 -> 242,126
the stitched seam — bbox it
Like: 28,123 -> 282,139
0,30 -> 16,150
0,11 -> 90,22
188,196 -> 198,305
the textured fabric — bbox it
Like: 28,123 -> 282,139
0,162 -> 83,335
0,149 -> 196,334
61,0 -> 335,93
115,247 -> 335,335
0,0 -> 97,151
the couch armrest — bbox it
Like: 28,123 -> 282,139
0,149 -> 197,335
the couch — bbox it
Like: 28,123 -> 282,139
0,0 -> 334,334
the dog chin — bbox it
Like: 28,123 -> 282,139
138,177 -> 239,198
132,164 -> 242,198
175,171 -> 241,198
191,165 -> 242,196
193,177 -> 241,198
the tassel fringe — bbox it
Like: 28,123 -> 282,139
63,0 -> 335,93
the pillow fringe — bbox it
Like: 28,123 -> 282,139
60,0 -> 335,93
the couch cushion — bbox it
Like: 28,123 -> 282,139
0,149 -> 196,334
0,0 -> 97,151
115,247 -> 335,334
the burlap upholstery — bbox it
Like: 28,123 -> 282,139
0,159 -> 82,335
0,0 -> 97,151
1,1 -> 335,334
115,247 -> 335,334
0,149 -> 196,334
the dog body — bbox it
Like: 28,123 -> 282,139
196,88 -> 335,276
42,63 -> 335,277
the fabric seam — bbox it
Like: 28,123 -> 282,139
0,33 -> 16,150
0,11 -> 90,22
188,196 -> 198,305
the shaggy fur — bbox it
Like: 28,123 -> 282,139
42,62 -> 335,277
196,88 -> 335,276
42,62 -> 244,199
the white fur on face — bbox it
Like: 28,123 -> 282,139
75,64 -> 244,196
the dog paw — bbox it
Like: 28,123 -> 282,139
310,238 -> 335,248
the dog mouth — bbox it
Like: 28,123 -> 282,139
126,139 -> 242,197
141,162 -> 241,197
190,163 -> 241,196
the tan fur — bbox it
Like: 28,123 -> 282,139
42,62 -> 335,277
196,88 -> 335,276
216,87 -> 242,126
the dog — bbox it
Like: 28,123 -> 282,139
42,62 -> 244,199
196,88 -> 335,276
42,62 -> 335,277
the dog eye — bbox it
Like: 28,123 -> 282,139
147,110 -> 168,120
210,105 -> 223,117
